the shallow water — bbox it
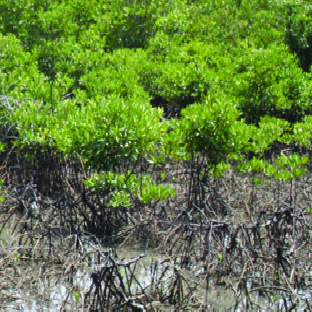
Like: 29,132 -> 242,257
1,246 -> 240,310
1,239 -> 310,310
1,247 -> 160,310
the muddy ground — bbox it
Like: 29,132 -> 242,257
0,149 -> 312,310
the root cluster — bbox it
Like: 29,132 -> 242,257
0,148 -> 312,310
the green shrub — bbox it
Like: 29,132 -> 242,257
166,93 -> 253,166
11,94 -> 167,170
79,49 -> 149,99
284,2 -> 312,72
226,44 -> 311,124
83,170 -> 176,205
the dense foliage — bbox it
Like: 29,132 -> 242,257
1,0 -> 312,196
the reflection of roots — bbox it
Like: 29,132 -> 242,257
86,251 -> 148,311
86,251 -> 199,311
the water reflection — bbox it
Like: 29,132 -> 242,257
2,244 -> 308,310
2,247 -> 163,310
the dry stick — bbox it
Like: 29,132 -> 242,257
117,223 -> 148,248
226,276 -> 241,309
162,225 -> 182,247
192,203 -> 209,222
235,262 -> 248,294
153,264 -> 171,296
126,263 -> 152,302
188,146 -> 194,210
248,286 -> 290,293
284,274 -> 302,309
173,269 -> 199,309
